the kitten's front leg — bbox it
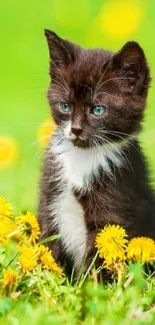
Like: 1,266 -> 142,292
82,230 -> 97,273
38,193 -> 62,263
38,150 -> 63,264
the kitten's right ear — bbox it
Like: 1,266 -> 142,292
111,42 -> 150,93
44,29 -> 76,70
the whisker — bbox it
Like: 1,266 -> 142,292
23,135 -> 52,154
94,60 -> 112,97
49,80 -> 69,95
102,131 -> 140,155
94,91 -> 120,100
52,62 -> 70,93
82,52 -> 94,100
90,131 -> 135,175
95,76 -> 130,96
19,122 -> 56,127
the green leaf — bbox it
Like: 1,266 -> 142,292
0,298 -> 12,316
40,234 -> 62,245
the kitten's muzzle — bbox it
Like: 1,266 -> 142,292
71,126 -> 82,137
69,131 -> 87,147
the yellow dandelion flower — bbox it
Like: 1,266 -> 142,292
0,196 -> 14,217
16,211 -> 40,243
0,136 -> 19,169
95,225 -> 128,264
18,245 -> 38,273
38,119 -> 56,146
2,268 -> 17,289
96,0 -> 143,40
0,215 -> 16,245
103,259 -> 127,274
38,245 -> 63,275
127,237 -> 155,263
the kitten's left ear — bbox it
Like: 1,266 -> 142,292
112,42 -> 150,93
44,29 -> 77,70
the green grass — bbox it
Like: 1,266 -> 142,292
0,216 -> 155,325
0,260 -> 155,325
0,1 -> 155,324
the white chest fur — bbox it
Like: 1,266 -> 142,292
53,187 -> 87,268
50,138 -> 124,269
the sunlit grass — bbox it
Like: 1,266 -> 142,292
0,196 -> 155,324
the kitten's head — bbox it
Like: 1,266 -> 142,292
45,29 -> 150,148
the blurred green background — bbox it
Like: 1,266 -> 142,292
0,0 -> 155,213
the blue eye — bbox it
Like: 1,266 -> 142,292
60,102 -> 71,112
90,105 -> 106,116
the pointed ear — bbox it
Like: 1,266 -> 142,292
112,42 -> 150,93
44,29 -> 76,71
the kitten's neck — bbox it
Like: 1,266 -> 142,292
51,133 -> 133,190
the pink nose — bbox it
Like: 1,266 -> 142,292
71,126 -> 82,137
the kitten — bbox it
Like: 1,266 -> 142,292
38,30 -> 155,279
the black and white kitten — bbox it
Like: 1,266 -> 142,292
38,30 -> 155,278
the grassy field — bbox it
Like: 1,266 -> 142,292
0,206 -> 155,325
0,265 -> 155,325
0,0 -> 155,324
